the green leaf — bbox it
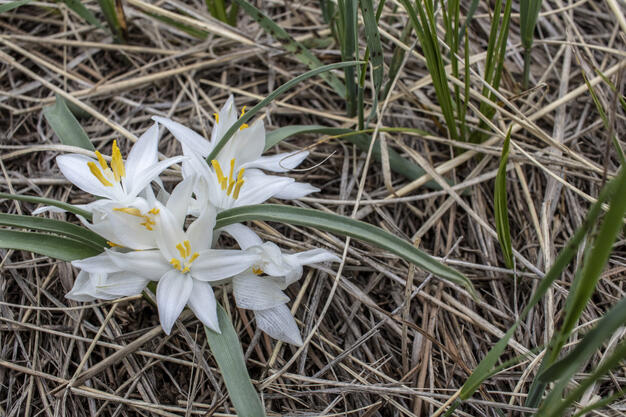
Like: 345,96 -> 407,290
0,0 -> 32,13
43,94 -> 95,151
62,0 -> 103,28
215,204 -> 474,295
0,229 -> 103,261
359,0 -> 383,97
206,61 -> 360,162
232,0 -> 345,98
494,128 -> 513,268
97,0 -> 127,42
520,0 -> 542,88
0,192 -> 93,221
0,213 -> 107,250
205,305 -> 265,417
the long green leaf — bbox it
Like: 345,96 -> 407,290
206,61 -> 360,162
205,305 -> 265,417
232,0 -> 345,98
0,192 -> 93,221
359,0 -> 383,97
43,94 -> 95,151
62,0 -> 103,28
0,229 -> 102,261
0,0 -> 32,13
520,0 -> 542,88
215,204 -> 474,295
494,128 -> 513,268
97,0 -> 127,42
0,213 -> 107,250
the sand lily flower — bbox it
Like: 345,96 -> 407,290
35,123 -> 185,214
222,223 -> 339,345
153,96 -> 318,212
73,201 -> 260,334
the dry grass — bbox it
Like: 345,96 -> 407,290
1,0 -> 626,416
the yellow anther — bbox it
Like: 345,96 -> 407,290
140,222 -> 153,231
239,106 -> 248,130
111,140 -> 125,182
227,179 -> 235,196
148,208 -> 160,215
252,267 -> 263,275
107,241 -> 121,247
236,168 -> 245,182
176,243 -> 186,258
87,162 -> 113,187
220,177 -> 227,191
211,159 -> 225,183
232,179 -> 244,200
181,266 -> 190,273
94,151 -> 108,170
228,158 -> 235,186
170,258 -> 182,271
113,207 -> 142,217
183,240 -> 191,257
213,112 -> 219,124
189,252 -> 199,263
240,106 -> 246,117
239,123 -> 249,130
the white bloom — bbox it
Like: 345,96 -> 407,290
72,201 -> 259,334
153,96 -> 318,212
222,223 -> 339,345
34,122 -> 185,214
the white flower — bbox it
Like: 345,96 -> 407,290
34,122 -> 185,214
71,201 -> 259,335
222,223 -> 339,345
153,96 -> 318,212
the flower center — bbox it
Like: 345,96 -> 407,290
113,207 -> 160,231
87,140 -> 125,187
211,158 -> 245,200
170,239 -> 199,273
252,267 -> 263,275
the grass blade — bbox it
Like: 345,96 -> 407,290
97,0 -> 127,42
0,192 -> 93,221
206,61 -> 360,162
0,0 -> 32,13
520,0 -> 542,88
359,0 -> 383,97
494,128 -> 513,268
215,204 -> 474,295
43,94 -> 95,151
204,305 -> 265,417
0,229 -> 103,261
62,0 -> 103,28
233,0 -> 345,98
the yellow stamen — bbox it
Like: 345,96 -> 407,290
220,177 -> 227,191
228,158 -> 235,187
211,159 -> 225,183
227,179 -> 235,196
181,266 -> 190,273
183,240 -> 191,257
111,140 -> 125,182
239,106 -> 248,130
189,252 -> 199,263
170,258 -> 182,271
113,207 -> 142,217
232,179 -> 244,200
252,267 -> 263,275
239,123 -> 249,130
240,106 -> 246,117
213,112 -> 219,124
237,168 -> 245,182
107,241 -> 121,247
87,162 -> 113,187
94,151 -> 108,170
148,208 -> 160,215
176,243 -> 186,258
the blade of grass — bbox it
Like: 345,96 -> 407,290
0,0 -> 32,13
97,0 -> 127,42
62,0 -> 103,27
0,192 -> 92,221
204,305 -> 265,417
43,94 -> 95,151
233,0 -> 345,98
206,61 -> 360,162
359,0 -> 384,98
0,229 -> 103,261
520,0 -> 542,89
494,128 -> 513,268
337,0 -> 358,116
215,204 -> 474,295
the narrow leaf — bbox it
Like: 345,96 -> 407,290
494,128 -> 513,268
43,94 -> 95,151
0,0 -> 32,13
62,0 -> 103,28
0,229 -> 103,261
359,0 -> 383,96
0,192 -> 93,221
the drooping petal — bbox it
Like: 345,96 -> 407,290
156,270 -> 193,334
65,271 -> 99,301
190,250 -> 259,281
288,248 -> 341,266
186,204 -> 217,252
71,252 -> 120,274
153,116 -> 211,157
126,156 -> 186,199
107,249 -> 171,280
219,223 -> 262,250
272,181 -> 319,199
56,154 -> 115,199
187,280 -> 220,333
233,273 -> 289,311
125,123 -> 160,180
241,150 -> 309,172
166,177 -> 196,229
95,271 -> 149,297
255,304 -> 303,346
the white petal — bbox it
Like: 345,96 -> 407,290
218,223 -> 262,250
126,156 -> 187,199
289,249 -> 341,266
72,252 -> 119,274
186,204 -> 217,252
255,304 -> 303,346
241,150 -> 309,172
96,271 -> 149,297
77,213 -> 156,251
233,273 -> 289,310
33,205 -> 73,215
153,116 -> 211,157
156,270 -> 193,334
272,182 -> 319,199
125,123 -> 159,180
210,95 -> 237,145
166,177 -> 195,229
155,203 -> 187,260
56,154 -> 114,199
107,249 -> 170,280
190,250 -> 259,281
187,280 -> 220,333
217,119 -> 265,168
65,271 -> 98,301
234,173 -> 294,207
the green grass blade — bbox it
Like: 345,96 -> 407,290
459,174 -> 620,399
338,0 -> 358,117
382,23 -> 412,100
520,0 -> 542,88
204,305 -> 265,417
97,0 -> 127,42
359,0 -> 383,97
494,128 -> 513,268
0,192 -> 93,221
206,61 -> 360,162
570,390 -> 626,417
0,0 -> 32,13
0,229 -> 103,261
0,213 -> 107,249
215,204 -> 474,295
62,0 -> 103,28
43,94 -> 95,151
233,0 -> 345,98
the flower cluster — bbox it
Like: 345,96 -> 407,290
40,96 -> 339,345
